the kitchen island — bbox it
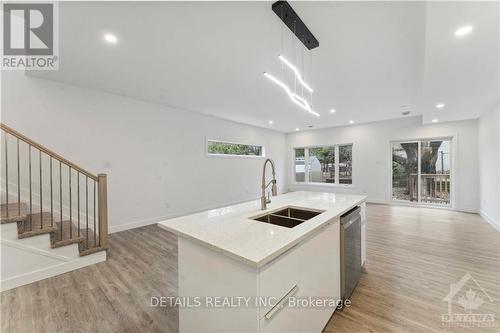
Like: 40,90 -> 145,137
158,191 -> 367,332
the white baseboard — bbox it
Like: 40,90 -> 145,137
0,250 -> 106,292
109,215 -> 168,233
479,210 -> 500,231
366,199 -> 478,214
109,195 -> 264,234
366,199 -> 388,205
109,196 -> 481,234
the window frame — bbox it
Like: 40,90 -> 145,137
389,136 -> 454,208
206,138 -> 266,158
293,143 -> 354,187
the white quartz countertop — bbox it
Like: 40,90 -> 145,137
158,191 -> 367,267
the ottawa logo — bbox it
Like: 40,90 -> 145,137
441,272 -> 496,328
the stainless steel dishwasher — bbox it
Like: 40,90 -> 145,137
340,206 -> 362,300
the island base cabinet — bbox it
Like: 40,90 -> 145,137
178,238 -> 260,332
258,219 -> 340,333
176,219 -> 341,333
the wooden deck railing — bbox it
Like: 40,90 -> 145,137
1,123 -> 108,250
409,173 -> 450,204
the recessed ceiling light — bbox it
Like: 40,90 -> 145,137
432,118 -> 439,123
435,103 -> 445,109
349,120 -> 354,124
455,25 -> 473,37
268,120 -> 273,124
295,128 -> 300,131
104,33 -> 118,44
330,109 -> 336,114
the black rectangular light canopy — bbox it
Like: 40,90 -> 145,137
272,1 -> 319,50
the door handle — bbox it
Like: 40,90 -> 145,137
264,285 -> 299,320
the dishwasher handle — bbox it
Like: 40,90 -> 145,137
342,217 -> 358,229
340,206 -> 361,228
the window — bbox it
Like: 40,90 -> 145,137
207,140 -> 264,157
391,139 -> 451,206
294,148 -> 305,182
339,145 -> 353,184
294,144 -> 353,185
309,147 -> 335,183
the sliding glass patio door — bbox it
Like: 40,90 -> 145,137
391,139 -> 451,206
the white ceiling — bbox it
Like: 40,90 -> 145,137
29,1 -> 499,132
421,1 -> 499,124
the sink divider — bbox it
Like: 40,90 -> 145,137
268,213 -> 306,222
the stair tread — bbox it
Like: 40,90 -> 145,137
0,202 -> 28,223
79,245 -> 107,257
50,220 -> 85,246
10,208 -> 104,255
17,212 -> 59,238
78,228 -> 99,251
53,220 -> 85,238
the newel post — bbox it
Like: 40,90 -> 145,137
98,173 -> 108,247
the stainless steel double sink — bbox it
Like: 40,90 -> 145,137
250,206 -> 324,228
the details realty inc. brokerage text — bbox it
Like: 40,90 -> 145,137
151,296 -> 351,309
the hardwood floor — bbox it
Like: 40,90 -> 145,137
1,204 -> 499,332
1,225 -> 179,333
325,204 -> 500,333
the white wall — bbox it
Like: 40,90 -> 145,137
478,105 -> 500,228
1,71 -> 490,230
286,116 -> 479,212
1,72 -> 287,232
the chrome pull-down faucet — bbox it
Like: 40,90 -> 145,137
261,158 -> 277,210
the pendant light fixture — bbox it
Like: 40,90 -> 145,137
264,1 -> 319,117
263,72 -> 320,117
278,55 -> 313,93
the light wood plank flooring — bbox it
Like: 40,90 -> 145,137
2,204 -> 499,332
325,204 -> 500,332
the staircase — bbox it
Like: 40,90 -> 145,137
1,123 -> 108,289
1,202 -> 104,256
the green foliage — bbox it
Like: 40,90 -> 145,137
339,145 -> 352,163
208,141 -> 262,156
310,147 -> 334,164
310,147 -> 335,173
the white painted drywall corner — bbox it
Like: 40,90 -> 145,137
478,105 -> 500,230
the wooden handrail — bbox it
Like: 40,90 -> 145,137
1,123 -> 98,181
1,122 -> 108,253
97,174 -> 108,248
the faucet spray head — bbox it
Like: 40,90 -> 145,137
272,181 -> 277,196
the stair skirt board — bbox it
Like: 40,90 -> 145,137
1,193 -> 107,291
0,239 -> 106,292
